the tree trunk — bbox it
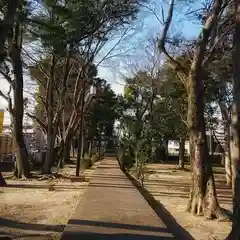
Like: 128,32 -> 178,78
179,137 -> 185,169
88,141 -> 92,157
219,101 -> 232,186
186,70 -> 220,218
72,140 -> 75,158
42,55 -> 56,174
0,0 -> 19,61
163,138 -> 168,161
76,126 -> 84,176
10,41 -> 30,179
62,136 -> 71,166
42,132 -> 56,174
0,172 -> 6,186
226,1 -> 240,238
224,122 -> 232,186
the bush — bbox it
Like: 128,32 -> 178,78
90,154 -> 99,165
132,149 -> 150,186
116,147 -> 134,172
134,160 -> 150,187
82,154 -> 92,169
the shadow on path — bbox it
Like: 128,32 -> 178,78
68,219 -> 171,233
0,218 -> 64,232
125,173 -> 195,240
61,232 -> 174,240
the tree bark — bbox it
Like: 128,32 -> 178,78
0,172 -> 6,186
224,119 -> 232,186
179,137 -> 185,169
61,135 -> 71,166
186,66 -> 220,218
76,91 -> 85,176
88,141 -> 92,157
159,0 -> 223,219
226,1 -> 240,238
76,125 -> 84,176
10,38 -> 30,179
0,0 -> 19,61
42,56 -> 56,174
219,102 -> 232,186
42,132 -> 56,174
163,138 -> 168,161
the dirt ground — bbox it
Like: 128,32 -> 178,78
132,161 -> 232,240
0,160 -> 101,240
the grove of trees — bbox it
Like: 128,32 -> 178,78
1,0 -> 240,239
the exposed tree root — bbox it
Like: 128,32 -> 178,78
39,174 -> 56,180
186,195 -> 231,221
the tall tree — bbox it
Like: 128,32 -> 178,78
159,0 -> 228,218
226,0 -> 240,238
0,1 -> 31,178
27,0 -> 143,174
0,0 -> 19,62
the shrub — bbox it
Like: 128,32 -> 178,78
90,154 -> 99,165
133,149 -> 150,186
82,154 -> 92,169
116,147 -> 134,172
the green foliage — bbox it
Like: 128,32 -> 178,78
132,148 -> 150,186
29,0 -> 142,54
86,79 -> 118,142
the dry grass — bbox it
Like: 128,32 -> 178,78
0,161 -> 101,240
131,162 -> 232,240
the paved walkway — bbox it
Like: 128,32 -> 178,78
61,157 -> 175,240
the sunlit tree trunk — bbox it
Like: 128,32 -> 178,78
179,137 -> 185,169
88,141 -> 92,157
186,66 -> 220,218
219,102 -> 232,186
226,1 -> 240,238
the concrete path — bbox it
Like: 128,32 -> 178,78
61,157 -> 175,240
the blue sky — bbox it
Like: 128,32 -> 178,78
98,0 -> 202,95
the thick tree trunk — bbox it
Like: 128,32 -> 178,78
42,132 -> 56,174
163,138 -> 168,161
0,0 -> 18,61
88,141 -> 92,157
219,102 -> 232,186
226,1 -> 240,238
0,172 -> 6,186
225,155 -> 232,186
13,131 -> 30,179
10,41 -> 30,179
186,70 -> 220,218
179,137 -> 185,169
159,0 -> 223,220
62,136 -> 71,166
